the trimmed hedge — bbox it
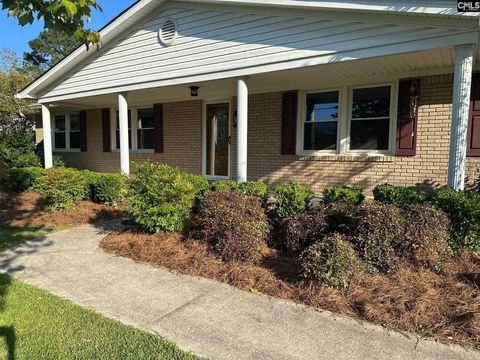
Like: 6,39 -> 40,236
429,187 -> 480,255
268,182 -> 314,226
353,203 -> 405,273
37,168 -> 89,210
401,203 -> 451,269
127,163 -> 208,232
238,181 -> 269,199
373,184 -> 428,205
300,233 -> 362,288
91,173 -> 126,206
210,180 -> 238,192
7,167 -> 46,191
187,190 -> 269,263
323,185 -> 364,206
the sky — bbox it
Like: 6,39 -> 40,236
0,0 -> 137,56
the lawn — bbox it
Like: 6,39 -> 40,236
0,227 -> 200,360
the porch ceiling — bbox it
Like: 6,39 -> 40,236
50,46 -> 469,110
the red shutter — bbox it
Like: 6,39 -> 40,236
154,103 -> 164,153
79,110 -> 87,152
281,91 -> 298,155
102,108 -> 111,152
467,73 -> 480,157
395,79 -> 419,156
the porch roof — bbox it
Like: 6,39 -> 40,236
17,0 -> 480,102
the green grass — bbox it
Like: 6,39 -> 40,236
0,274 -> 201,360
0,227 -> 54,253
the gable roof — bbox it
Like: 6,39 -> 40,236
17,0 -> 479,100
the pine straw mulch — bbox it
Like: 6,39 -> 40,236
101,230 -> 480,350
0,190 -> 124,229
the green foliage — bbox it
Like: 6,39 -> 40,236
0,131 -> 41,169
2,0 -> 103,45
7,166 -> 45,191
401,203 -> 451,269
91,173 -> 126,206
268,182 -> 314,225
323,185 -> 365,206
37,167 -> 89,210
210,180 -> 238,192
127,163 -> 206,233
300,233 -> 362,289
24,29 -> 80,73
429,187 -> 480,255
187,191 -> 269,263
353,203 -> 405,273
373,183 -> 428,205
238,181 -> 269,199
52,155 -> 65,168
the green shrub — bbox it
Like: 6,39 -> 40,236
323,185 -> 364,206
238,181 -> 269,199
187,190 -> 269,263
0,131 -> 41,169
373,184 -> 427,205
52,155 -> 66,168
429,187 -> 480,255
210,180 -> 238,192
268,182 -> 314,226
37,168 -> 89,210
400,203 -> 451,269
353,203 -> 405,273
7,167 -> 46,191
127,163 -> 206,232
300,233 -> 363,289
91,173 -> 126,206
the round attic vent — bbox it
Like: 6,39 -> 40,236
158,17 -> 178,46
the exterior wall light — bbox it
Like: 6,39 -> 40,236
189,86 -> 199,97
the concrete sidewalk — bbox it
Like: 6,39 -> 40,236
0,223 -> 478,360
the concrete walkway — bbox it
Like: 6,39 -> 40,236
0,223 -> 478,360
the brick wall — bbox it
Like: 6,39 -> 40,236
50,100 -> 203,174
36,74 -> 480,194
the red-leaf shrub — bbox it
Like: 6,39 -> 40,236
187,191 -> 270,263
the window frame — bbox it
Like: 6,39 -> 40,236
51,112 -> 81,152
298,88 -> 341,155
110,107 -> 155,153
297,82 -> 397,156
346,83 -> 396,155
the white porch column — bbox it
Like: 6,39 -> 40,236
41,104 -> 53,169
237,77 -> 248,183
118,92 -> 130,175
447,44 -> 475,190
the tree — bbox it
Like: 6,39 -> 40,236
24,30 -> 80,73
1,0 -> 102,45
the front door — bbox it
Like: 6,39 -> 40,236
205,103 -> 230,178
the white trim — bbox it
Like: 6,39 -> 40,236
297,88 -> 341,156
202,100 -> 232,180
346,82 -> 396,155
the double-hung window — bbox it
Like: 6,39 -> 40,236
53,113 -> 80,151
303,90 -> 339,152
349,85 -> 392,151
113,108 -> 154,151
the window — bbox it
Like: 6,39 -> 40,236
349,86 -> 391,151
304,91 -> 339,151
115,110 -> 132,150
137,108 -> 154,150
113,108 -> 154,151
53,113 -> 80,151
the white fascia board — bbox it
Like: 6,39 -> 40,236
38,30 -> 478,103
185,0 -> 480,18
17,0 -> 164,100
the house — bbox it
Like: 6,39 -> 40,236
18,0 -> 480,193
